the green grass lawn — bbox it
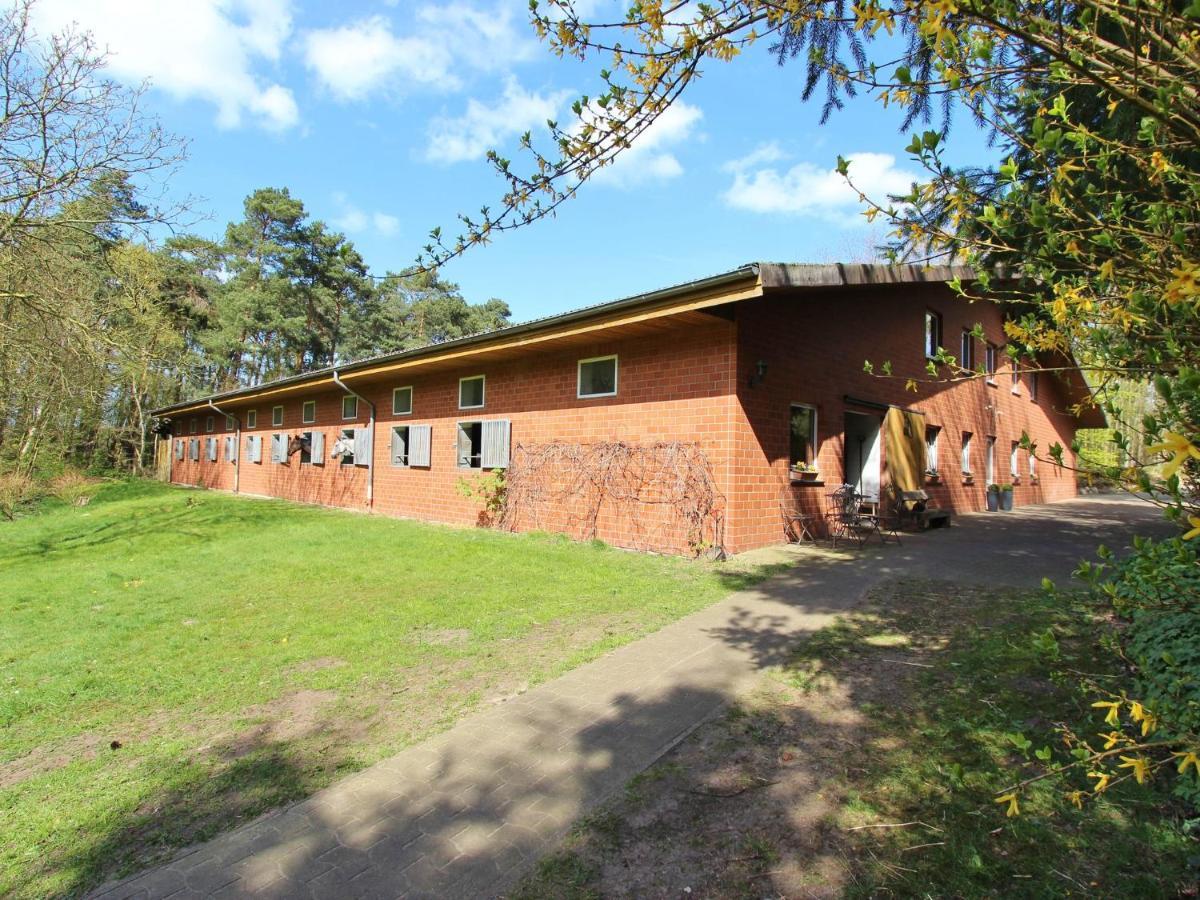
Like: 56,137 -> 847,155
0,480 -> 781,898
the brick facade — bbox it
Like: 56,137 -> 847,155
166,274 -> 1087,556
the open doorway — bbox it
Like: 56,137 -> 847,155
844,411 -> 882,500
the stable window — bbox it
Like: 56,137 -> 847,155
392,424 -> 431,467
189,438 -> 199,460
342,395 -> 358,420
206,437 -> 218,462
1030,372 -> 1040,402
925,310 -> 943,358
223,435 -> 238,463
925,425 -> 940,472
578,356 -> 618,398
334,428 -> 362,466
457,419 -> 510,468
961,432 -> 973,473
960,330 -> 976,371
1011,441 -> 1020,477
789,404 -> 817,467
392,386 -> 413,416
270,433 -> 287,464
246,434 -> 262,463
272,405 -> 284,427
985,344 -> 998,383
459,375 -> 485,409
175,439 -> 184,460
391,426 -> 410,466
188,418 -> 197,434
297,430 -> 325,465
302,400 -> 316,424
205,415 -> 215,433
246,410 -> 257,429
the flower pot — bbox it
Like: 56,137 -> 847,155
986,491 -> 1000,511
926,473 -> 941,485
1000,490 -> 1014,511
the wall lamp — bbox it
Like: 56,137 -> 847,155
748,359 -> 768,389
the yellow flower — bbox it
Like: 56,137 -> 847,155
1099,730 -> 1124,750
995,792 -> 1020,817
1183,516 -> 1200,541
1164,261 -> 1199,305
1089,771 -> 1112,793
1092,700 -> 1121,726
1066,790 -> 1085,809
1118,755 -> 1151,784
1146,432 -> 1200,480
1173,751 -> 1200,776
1140,711 -> 1158,736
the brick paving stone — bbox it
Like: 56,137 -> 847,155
84,498 -> 1161,899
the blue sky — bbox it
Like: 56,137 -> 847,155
32,0 -> 996,323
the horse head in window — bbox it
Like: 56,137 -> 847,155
286,434 -> 310,458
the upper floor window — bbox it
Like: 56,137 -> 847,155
342,395 -> 358,419
960,330 -> 976,372
392,386 -> 413,416
925,425 -> 940,473
302,400 -> 316,424
246,410 -> 257,429
459,375 -> 485,409
205,415 -> 215,433
924,310 -> 943,359
789,404 -> 818,467
1030,371 -> 1040,402
189,418 -> 197,434
272,405 -> 284,427
578,356 -> 618,398
1011,359 -> 1021,394
985,344 -> 998,383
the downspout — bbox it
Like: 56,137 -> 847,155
332,369 -> 375,509
206,401 -> 240,493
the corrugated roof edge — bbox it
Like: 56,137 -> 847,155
151,263 -> 763,417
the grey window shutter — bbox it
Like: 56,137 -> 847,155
410,425 -> 431,467
354,426 -> 373,465
211,438 -> 218,462
391,427 -> 406,466
189,438 -> 198,460
481,420 -> 510,468
457,424 -> 471,467
251,435 -> 262,463
176,440 -> 184,460
229,436 -> 238,462
271,434 -> 282,463
310,430 -> 325,464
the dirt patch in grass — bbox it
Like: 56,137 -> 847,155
512,578 -> 1195,899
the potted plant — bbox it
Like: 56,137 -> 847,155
962,470 -> 975,486
791,461 -> 820,482
925,467 -> 941,485
986,483 -> 1000,511
999,482 -> 1014,510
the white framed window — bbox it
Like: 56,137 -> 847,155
1011,441 -> 1020,477
1029,452 -> 1037,477
986,436 -> 996,484
457,419 -> 510,469
272,405 -> 284,427
985,344 -> 998,383
961,432 -> 973,473
578,355 -> 618,398
960,330 -> 976,371
302,400 -> 316,424
1030,372 -> 1040,402
225,415 -> 236,430
925,310 -> 943,359
925,425 -> 940,472
342,395 -> 358,420
392,386 -> 413,416
189,418 -> 197,434
789,404 -> 818,467
205,415 -> 215,433
189,437 -> 199,460
1011,361 -> 1021,394
246,410 -> 257,429
459,375 -> 485,409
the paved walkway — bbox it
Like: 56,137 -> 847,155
92,496 -> 1167,900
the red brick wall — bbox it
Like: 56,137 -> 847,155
726,284 -> 1080,552
171,320 -> 740,554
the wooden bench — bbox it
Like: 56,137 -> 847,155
897,490 -> 952,531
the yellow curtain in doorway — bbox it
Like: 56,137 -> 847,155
884,407 -> 926,493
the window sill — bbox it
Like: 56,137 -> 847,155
985,379 -> 997,387
790,478 -> 826,487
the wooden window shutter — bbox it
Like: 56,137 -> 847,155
390,427 -> 407,466
481,420 -> 511,469
354,426 -> 373,465
271,434 -> 284,463
310,431 -> 325,464
175,440 -> 184,460
457,423 -> 472,467
409,425 -> 432,467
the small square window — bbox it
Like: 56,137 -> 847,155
578,356 -> 618,398
342,395 -> 358,419
189,418 -> 197,434
246,410 -> 257,429
459,375 -> 485,409
393,386 -> 413,416
272,405 -> 284,427
788,404 -> 817,467
302,400 -> 316,424
205,415 -> 215,433
925,310 -> 943,358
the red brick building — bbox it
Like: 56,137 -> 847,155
154,263 -> 1102,555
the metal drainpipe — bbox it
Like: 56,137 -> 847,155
206,401 -> 240,493
331,369 -> 375,509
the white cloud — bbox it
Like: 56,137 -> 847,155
330,193 -> 401,238
31,0 -> 298,130
303,3 -> 536,102
588,102 -> 704,189
425,76 -> 572,164
721,141 -> 786,173
722,151 -> 917,222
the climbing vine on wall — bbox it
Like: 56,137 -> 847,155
499,441 -> 726,556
